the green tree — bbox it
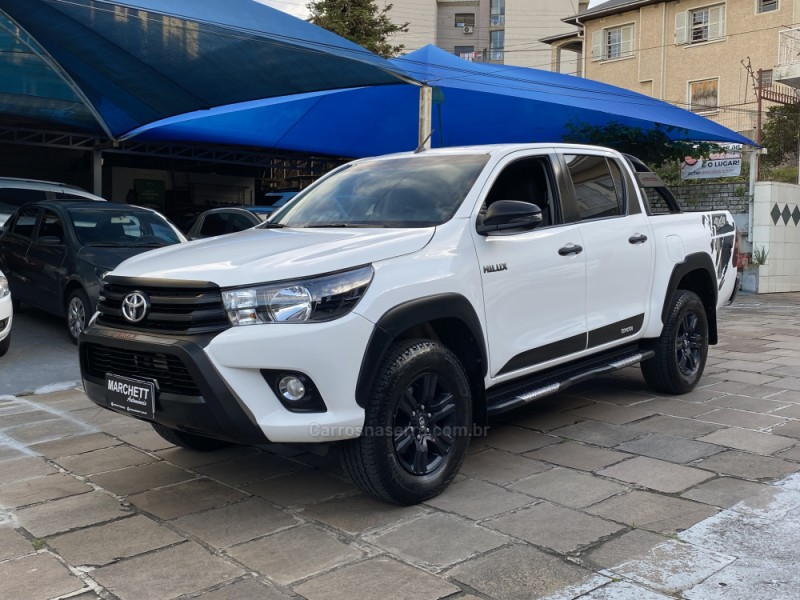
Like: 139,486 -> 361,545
760,103 -> 800,169
307,0 -> 409,58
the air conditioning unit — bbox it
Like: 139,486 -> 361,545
463,25 -> 473,34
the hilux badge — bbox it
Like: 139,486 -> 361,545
121,292 -> 149,323
483,263 -> 508,273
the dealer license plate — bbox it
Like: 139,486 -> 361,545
105,373 -> 156,420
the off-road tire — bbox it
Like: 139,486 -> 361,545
341,338 -> 472,505
641,289 -> 708,394
151,423 -> 232,451
66,288 -> 90,345
0,332 -> 9,357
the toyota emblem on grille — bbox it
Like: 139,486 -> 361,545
121,291 -> 150,323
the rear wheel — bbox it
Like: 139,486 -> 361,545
341,339 -> 472,505
151,423 -> 232,451
66,288 -> 90,344
641,289 -> 708,394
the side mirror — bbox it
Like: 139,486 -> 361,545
35,235 -> 63,246
477,200 -> 543,236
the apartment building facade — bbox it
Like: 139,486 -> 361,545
383,0 -> 585,70
554,0 -> 799,137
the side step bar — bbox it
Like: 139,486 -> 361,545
486,347 -> 654,415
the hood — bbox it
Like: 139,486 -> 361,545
77,245 -> 159,270
110,227 -> 435,286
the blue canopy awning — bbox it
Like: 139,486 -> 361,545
0,0 -> 414,138
130,45 -> 755,157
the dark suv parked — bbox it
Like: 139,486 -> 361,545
0,201 -> 185,342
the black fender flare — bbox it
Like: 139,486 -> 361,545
662,252 -> 719,344
355,293 -> 487,408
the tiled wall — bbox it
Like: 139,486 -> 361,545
752,182 -> 800,293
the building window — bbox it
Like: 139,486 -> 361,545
591,24 -> 634,61
689,78 -> 719,113
455,45 -> 475,60
455,13 -> 475,28
490,0 -> 505,26
758,0 -> 778,13
675,4 -> 725,45
761,69 -> 773,87
490,29 -> 505,61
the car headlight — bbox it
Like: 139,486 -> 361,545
221,265 -> 374,325
0,274 -> 8,299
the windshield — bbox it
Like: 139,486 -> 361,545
68,208 -> 181,246
268,154 -> 489,228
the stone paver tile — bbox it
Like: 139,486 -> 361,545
0,472 -> 92,508
567,402 -> 654,425
195,452 -> 305,486
637,398 -> 716,418
198,577 -> 292,600
583,529 -> 668,569
172,498 -> 297,548
244,470 -> 355,507
657,386 -> 727,403
708,381 -> 783,398
720,359 -> 778,373
424,477 -> 533,520
694,450 -> 800,480
114,428 -> 176,451
568,386 -> 654,406
227,525 -> 361,585
577,581 -> 674,599
774,404 -> 800,418
765,377 -> 800,391
706,395 -> 792,413
459,449 -> 550,483
698,408 -> 787,430
93,541 -> 244,600
508,410 -> 582,432
30,432 -> 121,458
154,445 -> 257,469
616,434 -> 722,463
715,371 -> 779,386
0,409 -> 56,428
763,364 -> 800,378
0,456 -> 57,483
48,514 -> 184,567
609,539 -> 735,595
0,445 -> 28,461
0,552 -> 86,600
776,446 -> 800,462
129,478 -> 247,520
446,545 -> 604,600
552,421 -> 642,447
484,425 -> 559,453
15,491 -> 128,537
306,493 -> 426,534
484,501 -> 623,552
370,513 -> 507,569
524,441 -> 631,471
4,419 -> 89,445
681,477 -> 769,508
89,461 -> 195,496
509,467 -> 626,508
54,446 -> 155,476
296,557 -> 460,600
767,390 -> 800,404
0,527 -> 35,561
772,420 -> 800,440
587,490 -> 718,534
698,428 -> 796,455
598,456 -> 713,493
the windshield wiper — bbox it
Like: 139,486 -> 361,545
84,242 -> 128,247
308,223 -> 377,228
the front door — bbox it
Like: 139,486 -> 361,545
26,209 -> 68,314
0,206 -> 38,302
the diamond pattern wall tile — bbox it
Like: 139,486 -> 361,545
772,203 -> 782,225
783,204 -> 792,225
793,206 -> 800,226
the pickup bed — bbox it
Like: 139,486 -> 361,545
79,144 -> 738,504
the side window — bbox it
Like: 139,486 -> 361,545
10,207 -> 38,238
199,213 -> 229,237
484,157 -> 558,226
227,213 -> 255,232
0,188 -> 46,210
564,154 -> 624,221
37,210 -> 65,243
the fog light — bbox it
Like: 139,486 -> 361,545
278,375 -> 306,402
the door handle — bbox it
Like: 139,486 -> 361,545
628,234 -> 648,244
558,244 -> 583,256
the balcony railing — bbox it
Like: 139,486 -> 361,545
778,27 -> 800,66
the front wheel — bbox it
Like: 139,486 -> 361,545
341,339 -> 472,505
151,423 -> 232,451
641,289 -> 709,394
66,288 -> 91,345
0,333 -> 9,357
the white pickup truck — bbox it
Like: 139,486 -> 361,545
79,144 -> 738,504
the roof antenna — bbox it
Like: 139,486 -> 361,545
414,130 -> 434,154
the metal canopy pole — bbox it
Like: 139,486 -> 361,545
92,147 -> 103,196
418,84 -> 432,151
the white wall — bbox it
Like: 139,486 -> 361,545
752,182 -> 800,293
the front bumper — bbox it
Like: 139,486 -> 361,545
79,313 -> 373,444
0,295 -> 11,342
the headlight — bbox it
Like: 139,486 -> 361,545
222,265 -> 374,326
0,274 -> 8,299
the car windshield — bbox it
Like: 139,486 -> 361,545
68,208 -> 181,246
267,154 -> 489,228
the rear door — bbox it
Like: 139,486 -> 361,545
559,151 -> 655,349
471,150 -> 588,379
26,209 -> 68,313
0,206 -> 39,302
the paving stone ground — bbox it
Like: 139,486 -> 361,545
3,292 -> 800,599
